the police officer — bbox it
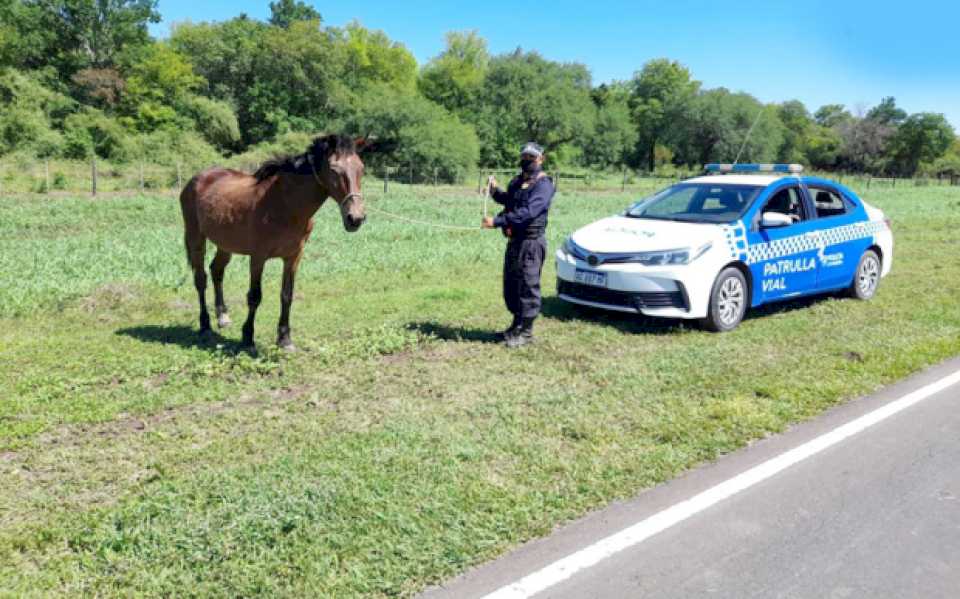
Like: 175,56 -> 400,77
482,142 -> 555,348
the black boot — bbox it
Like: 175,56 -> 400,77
500,314 -> 522,341
506,317 -> 535,348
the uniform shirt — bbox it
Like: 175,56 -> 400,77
491,173 -> 555,237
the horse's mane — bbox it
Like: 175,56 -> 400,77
253,134 -> 357,182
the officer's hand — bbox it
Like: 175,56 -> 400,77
481,217 -> 496,229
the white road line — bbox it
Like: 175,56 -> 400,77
482,369 -> 960,599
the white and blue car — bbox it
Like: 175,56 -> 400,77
556,164 -> 893,331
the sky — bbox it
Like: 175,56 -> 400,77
151,0 -> 960,129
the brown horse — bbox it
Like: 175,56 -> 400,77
179,134 -> 370,350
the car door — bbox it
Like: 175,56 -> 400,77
746,184 -> 820,303
805,184 -> 869,291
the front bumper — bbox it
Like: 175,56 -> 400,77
555,249 -> 714,319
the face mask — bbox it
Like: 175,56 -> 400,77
520,158 -> 540,175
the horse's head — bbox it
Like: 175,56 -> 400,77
307,135 -> 369,232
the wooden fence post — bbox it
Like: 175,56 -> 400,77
477,171 -> 484,194
433,166 -> 438,186
383,166 -> 389,194
621,167 -> 627,192
409,163 -> 413,185
176,161 -> 182,192
91,156 -> 97,197
139,162 -> 145,192
44,159 -> 50,193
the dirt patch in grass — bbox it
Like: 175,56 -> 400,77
78,283 -> 140,313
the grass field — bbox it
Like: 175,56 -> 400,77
1,183 -> 959,597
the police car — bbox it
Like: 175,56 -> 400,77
556,164 -> 893,331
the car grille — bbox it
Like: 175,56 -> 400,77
558,281 -> 688,310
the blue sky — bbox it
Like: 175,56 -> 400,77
152,0 -> 960,129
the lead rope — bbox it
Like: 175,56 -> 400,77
310,155 -> 487,231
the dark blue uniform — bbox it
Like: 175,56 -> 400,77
491,173 -> 555,320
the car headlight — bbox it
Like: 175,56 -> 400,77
628,243 -> 712,266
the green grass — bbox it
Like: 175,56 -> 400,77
1,184 -> 959,597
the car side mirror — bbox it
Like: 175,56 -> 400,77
761,212 -> 794,228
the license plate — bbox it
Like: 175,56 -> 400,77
575,269 -> 607,288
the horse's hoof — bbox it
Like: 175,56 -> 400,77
217,314 -> 232,328
199,328 -> 213,340
280,343 -> 297,353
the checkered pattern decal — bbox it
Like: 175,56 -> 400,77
722,220 -> 887,265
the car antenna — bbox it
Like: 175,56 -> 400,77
732,108 -> 765,165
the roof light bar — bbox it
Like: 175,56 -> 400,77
705,163 -> 804,174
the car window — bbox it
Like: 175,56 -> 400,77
809,186 -> 848,218
761,186 -> 807,223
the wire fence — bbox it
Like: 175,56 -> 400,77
1,158 -> 958,198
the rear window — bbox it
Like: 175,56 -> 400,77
810,187 -> 850,218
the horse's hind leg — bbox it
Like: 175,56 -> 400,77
185,232 -> 211,336
210,248 -> 232,328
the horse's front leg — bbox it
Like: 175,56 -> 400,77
277,253 -> 302,351
241,255 -> 266,348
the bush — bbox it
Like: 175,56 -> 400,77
134,128 -> 222,169
182,95 -> 241,151
62,109 -> 135,161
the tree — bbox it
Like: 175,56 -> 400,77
122,42 -> 203,131
268,0 -> 321,29
336,22 -> 418,94
814,104 -> 851,128
477,50 -> 595,166
866,96 -> 906,127
419,30 -> 489,114
836,116 -> 894,173
582,82 -> 636,169
630,59 -> 700,171
343,83 -> 479,181
887,112 -> 955,176
17,0 -> 160,76
679,88 -> 782,166
776,100 -> 812,163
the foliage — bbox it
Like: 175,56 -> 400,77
887,112 -> 955,176
419,30 -> 490,113
0,4 -> 956,176
337,22 -> 418,94
475,50 -> 595,167
62,106 -> 133,160
629,58 -> 701,171
268,0 -> 321,29
181,95 -> 241,152
583,83 -> 637,169
343,85 -> 480,181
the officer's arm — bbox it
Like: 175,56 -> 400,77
493,179 -> 554,228
490,178 -> 516,205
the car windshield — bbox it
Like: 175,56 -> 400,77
626,183 -> 763,223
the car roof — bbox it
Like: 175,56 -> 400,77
683,174 -> 785,186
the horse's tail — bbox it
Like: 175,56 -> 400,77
179,172 -> 204,267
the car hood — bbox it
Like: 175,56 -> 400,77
570,216 -> 722,254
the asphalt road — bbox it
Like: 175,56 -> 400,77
422,358 -> 960,599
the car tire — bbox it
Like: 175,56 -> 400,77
701,267 -> 748,333
849,249 -> 881,300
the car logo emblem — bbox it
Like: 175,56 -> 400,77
587,255 -> 600,266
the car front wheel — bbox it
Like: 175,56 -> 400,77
849,249 -> 881,300
701,267 -> 748,332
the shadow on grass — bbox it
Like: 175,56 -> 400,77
405,321 -> 502,344
116,325 -> 254,355
541,292 -> 841,335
